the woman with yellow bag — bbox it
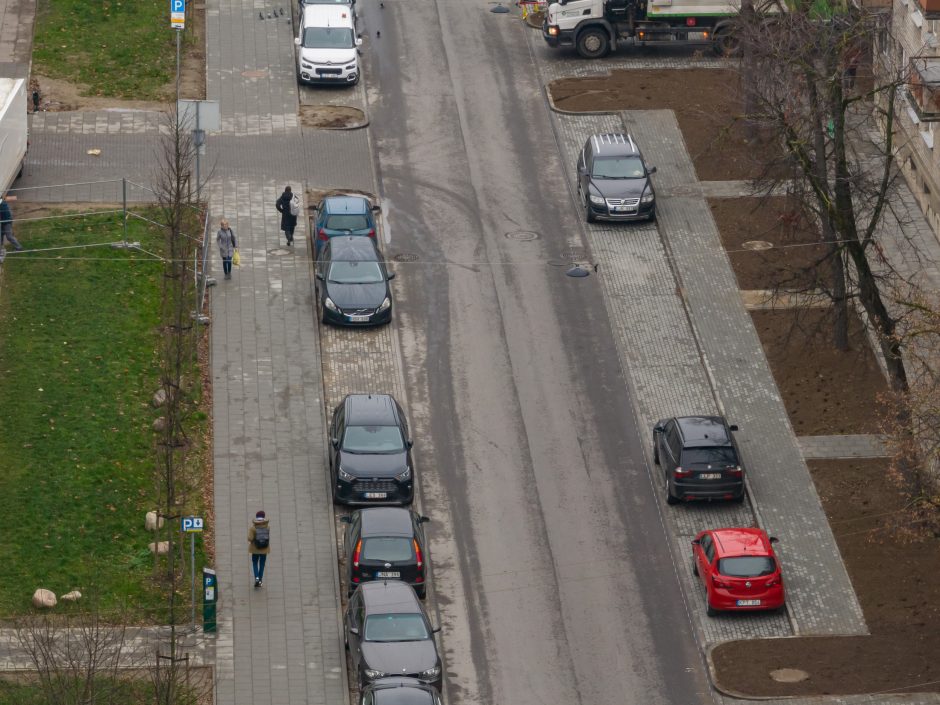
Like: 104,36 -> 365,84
217,218 -> 238,281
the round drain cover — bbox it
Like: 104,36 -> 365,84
268,248 -> 292,256
770,668 -> 810,683
392,253 -> 419,263
505,230 -> 539,241
742,240 -> 774,251
565,265 -> 591,278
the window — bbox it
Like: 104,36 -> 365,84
718,556 -> 776,577
343,425 -> 405,453
591,156 -> 646,178
908,56 -> 940,120
364,613 -> 430,642
700,534 -> 715,562
328,261 -> 384,284
681,447 -> 738,466
326,214 -> 370,230
302,26 -> 355,49
361,538 -> 415,562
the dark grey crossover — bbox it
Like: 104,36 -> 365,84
316,236 -> 394,327
342,508 -> 430,598
577,133 -> 656,223
330,394 -> 414,506
653,416 -> 744,504
359,678 -> 443,705
345,581 -> 442,690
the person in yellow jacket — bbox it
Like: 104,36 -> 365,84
248,510 -> 271,587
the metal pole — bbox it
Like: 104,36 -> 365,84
175,29 -> 181,109
122,177 -> 128,246
191,531 -> 196,628
195,106 -> 201,202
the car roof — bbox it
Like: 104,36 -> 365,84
369,678 -> 436,705
711,528 -> 771,557
361,580 -> 421,611
302,3 -> 355,25
328,236 -> 380,261
360,508 -> 414,538
676,416 -> 731,446
322,195 -> 371,214
588,133 -> 640,158
345,394 -> 399,426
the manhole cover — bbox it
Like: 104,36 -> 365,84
770,668 -> 810,683
392,253 -> 419,263
561,247 -> 588,260
565,265 -> 591,278
742,240 -> 774,251
505,230 -> 539,241
242,69 -> 269,79
268,248 -> 292,256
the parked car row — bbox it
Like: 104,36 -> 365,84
295,0 -> 362,85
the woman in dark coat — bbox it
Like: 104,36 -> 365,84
275,185 -> 298,246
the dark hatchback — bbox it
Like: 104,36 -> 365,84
315,236 -> 394,326
577,133 -> 656,223
330,394 -> 415,506
342,508 -> 430,598
345,581 -> 442,690
359,678 -> 443,705
653,416 -> 744,504
313,195 -> 378,255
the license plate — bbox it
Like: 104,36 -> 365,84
364,492 -> 387,499
349,314 -> 370,323
612,206 -> 633,212
736,599 -> 761,606
376,571 -> 400,578
699,473 -> 721,480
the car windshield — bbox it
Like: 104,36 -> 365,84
718,556 -> 776,578
682,447 -> 737,466
364,613 -> 429,642
325,214 -> 370,230
592,156 -> 645,179
328,261 -> 384,284
343,425 -> 405,453
302,27 -> 354,49
361,537 -> 415,562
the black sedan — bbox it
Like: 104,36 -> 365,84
359,678 -> 443,705
345,581 -> 442,690
315,236 -> 394,326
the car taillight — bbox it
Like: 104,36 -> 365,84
352,539 -> 362,569
727,466 -> 743,477
414,539 -> 423,568
712,575 -> 732,589
368,228 -> 376,238
765,577 -> 781,587
674,467 -> 692,478
318,228 -> 328,240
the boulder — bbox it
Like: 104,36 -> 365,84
152,416 -> 167,432
152,389 -> 167,408
32,589 -> 57,609
149,541 -> 170,555
145,511 -> 164,531
61,590 -> 82,602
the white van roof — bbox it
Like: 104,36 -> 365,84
301,3 -> 355,26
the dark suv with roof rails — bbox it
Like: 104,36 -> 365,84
330,394 -> 415,506
653,416 -> 744,504
577,132 -> 657,223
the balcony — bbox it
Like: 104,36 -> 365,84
918,0 -> 940,16
908,56 -> 940,120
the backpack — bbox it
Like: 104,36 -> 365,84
253,526 -> 270,549
289,194 -> 301,217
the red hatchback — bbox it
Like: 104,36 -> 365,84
692,528 -> 785,616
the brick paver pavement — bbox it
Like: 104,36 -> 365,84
798,435 -> 891,460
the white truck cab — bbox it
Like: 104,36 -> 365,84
295,4 -> 362,85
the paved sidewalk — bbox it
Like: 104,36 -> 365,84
0,0 -> 34,75
798,435 -> 891,460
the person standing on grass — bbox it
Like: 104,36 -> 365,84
0,194 -> 24,254
275,185 -> 298,246
217,218 -> 237,280
248,510 -> 271,588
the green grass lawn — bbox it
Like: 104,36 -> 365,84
0,209 -> 209,619
32,0 -> 182,99
0,678 -> 156,705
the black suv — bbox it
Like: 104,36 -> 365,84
342,508 -> 430,598
653,416 -> 744,504
330,394 -> 415,506
576,133 -> 656,223
345,581 -> 442,690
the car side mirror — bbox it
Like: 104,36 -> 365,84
294,37 -> 301,46
769,536 -> 779,544
311,204 -> 319,211
349,627 -> 359,635
387,272 -> 396,280
653,424 -> 664,433
331,437 -> 339,448
356,36 -> 363,46
729,424 -> 739,432
432,626 -> 441,634
371,204 -> 381,212
647,166 -> 657,174
340,516 -> 351,524
418,516 -> 430,524
316,273 -> 324,281
577,166 -> 587,175
406,439 -> 414,449
691,538 -> 700,545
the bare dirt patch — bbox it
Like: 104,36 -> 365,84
548,68 -> 779,181
712,457 -> 940,697
750,308 -> 889,435
299,105 -> 368,130
710,197 -> 830,291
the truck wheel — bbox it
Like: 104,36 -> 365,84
713,28 -> 741,57
576,28 -> 610,59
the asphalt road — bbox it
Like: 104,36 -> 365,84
361,2 -> 718,704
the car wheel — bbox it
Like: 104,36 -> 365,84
576,27 -> 610,59
318,295 -> 329,325
584,198 -> 597,224
665,475 -> 679,505
416,585 -> 427,600
706,602 -> 719,617
732,490 -> 746,504
648,208 -> 657,223
653,442 -> 660,465
691,556 -> 698,577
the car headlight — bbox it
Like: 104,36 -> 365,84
324,297 -> 339,312
420,666 -> 441,679
364,669 -> 388,680
589,194 -> 605,206
377,297 -> 391,313
641,191 -> 655,204
346,63 -> 357,70
301,61 -> 312,69
395,466 -> 412,482
338,466 -> 355,482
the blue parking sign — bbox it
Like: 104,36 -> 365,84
182,516 -> 204,532
171,0 -> 185,28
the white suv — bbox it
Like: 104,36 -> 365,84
295,4 -> 361,85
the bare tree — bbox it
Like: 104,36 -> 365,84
735,1 -> 911,392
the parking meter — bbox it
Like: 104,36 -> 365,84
203,567 -> 217,633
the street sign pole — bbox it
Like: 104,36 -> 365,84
181,516 -> 204,628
